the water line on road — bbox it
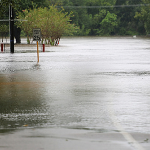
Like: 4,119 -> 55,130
108,103 -> 145,150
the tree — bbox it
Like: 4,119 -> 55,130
1,0 -> 148,38
115,0 -> 144,35
99,11 -> 118,35
135,0 -> 150,34
0,0 -> 21,18
17,0 -> 47,11
84,0 -> 117,35
0,0 -> 22,43
16,6 -> 76,45
45,0 -> 64,6
0,23 -> 9,42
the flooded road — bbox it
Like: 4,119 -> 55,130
0,37 -> 150,149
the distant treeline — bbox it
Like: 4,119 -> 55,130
1,0 -> 150,37
54,0 -> 150,36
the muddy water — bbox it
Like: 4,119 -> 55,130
0,37 -> 150,133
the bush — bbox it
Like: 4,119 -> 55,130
16,6 -> 77,44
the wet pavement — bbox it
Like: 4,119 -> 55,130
0,36 -> 150,150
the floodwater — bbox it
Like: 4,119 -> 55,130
0,36 -> 150,134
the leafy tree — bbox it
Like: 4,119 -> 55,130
45,0 -> 64,6
99,11 -> 118,35
0,0 -> 22,43
1,0 -> 148,38
115,0 -> 144,35
16,6 -> 76,44
0,0 -> 21,18
64,0 -> 117,35
17,0 -> 47,11
0,23 -> 9,42
135,0 -> 150,34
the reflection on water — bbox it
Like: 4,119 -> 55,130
0,37 -> 150,134
0,73 -> 48,129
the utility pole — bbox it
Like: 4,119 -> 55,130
9,1 -> 14,53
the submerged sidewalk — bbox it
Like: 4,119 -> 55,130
0,43 -> 52,53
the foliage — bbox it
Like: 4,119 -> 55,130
17,0 -> 47,12
16,6 -> 77,44
0,23 -> 9,33
135,0 -> 150,34
1,0 -> 150,38
57,0 -> 146,36
0,22 -> 9,42
99,11 -> 118,35
0,0 -> 21,19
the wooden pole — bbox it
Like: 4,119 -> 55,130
37,41 -> 39,62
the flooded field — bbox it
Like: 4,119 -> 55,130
0,36 -> 150,135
